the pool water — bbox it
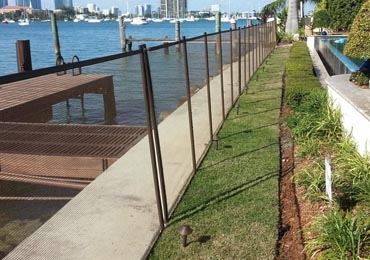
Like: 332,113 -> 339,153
317,37 -> 366,75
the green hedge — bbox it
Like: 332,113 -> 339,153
285,42 -> 322,108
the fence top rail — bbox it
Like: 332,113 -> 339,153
0,49 -> 141,85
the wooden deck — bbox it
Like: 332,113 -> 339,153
0,122 -> 147,189
0,73 -> 116,123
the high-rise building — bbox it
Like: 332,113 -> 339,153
160,0 -> 187,18
54,0 -> 64,9
111,6 -> 119,16
0,0 -> 8,8
15,0 -> 29,6
144,4 -> 151,16
64,0 -> 73,8
135,5 -> 144,17
54,0 -> 72,9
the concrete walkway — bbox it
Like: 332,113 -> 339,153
4,49 -> 260,259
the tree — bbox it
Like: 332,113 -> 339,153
343,0 -> 370,59
286,0 -> 321,34
312,9 -> 330,32
285,0 -> 299,33
260,0 -> 285,21
328,0 -> 365,32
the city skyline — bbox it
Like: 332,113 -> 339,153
3,0 -> 315,15
33,0 -> 277,13
0,0 -> 8,8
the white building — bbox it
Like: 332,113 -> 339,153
211,4 -> 220,12
87,3 -> 96,13
135,5 -> 144,17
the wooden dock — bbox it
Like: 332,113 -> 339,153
0,73 -> 148,190
0,73 -> 117,123
0,122 -> 146,189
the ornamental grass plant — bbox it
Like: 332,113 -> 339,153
286,42 -> 370,259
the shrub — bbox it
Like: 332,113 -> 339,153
350,71 -> 370,86
312,9 -> 331,32
343,0 -> 370,58
305,210 -> 370,260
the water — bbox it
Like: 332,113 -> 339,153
319,37 -> 366,74
0,19 -> 248,75
0,19 -> 250,126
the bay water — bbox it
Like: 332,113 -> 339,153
0,19 -> 249,125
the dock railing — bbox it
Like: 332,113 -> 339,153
0,21 -> 277,250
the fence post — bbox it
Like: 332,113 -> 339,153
218,32 -> 226,120
238,27 -> 242,96
182,36 -> 197,174
243,27 -> 247,90
229,28 -> 234,105
204,33 -> 213,142
139,45 -> 165,229
16,40 -> 32,72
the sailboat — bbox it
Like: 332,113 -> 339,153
18,0 -> 30,26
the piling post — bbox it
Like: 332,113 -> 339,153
175,21 -> 181,52
16,40 -> 32,72
50,13 -> 62,60
118,16 -> 126,52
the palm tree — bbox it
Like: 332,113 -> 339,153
286,0 -> 321,34
285,0 -> 299,33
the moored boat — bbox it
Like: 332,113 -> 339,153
131,17 -> 148,25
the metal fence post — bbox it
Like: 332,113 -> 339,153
243,27 -> 247,90
182,37 -> 197,174
248,26 -> 251,82
142,46 -> 169,225
238,27 -> 242,96
229,28 -> 234,106
139,45 -> 165,229
204,33 -> 213,142
218,32 -> 226,120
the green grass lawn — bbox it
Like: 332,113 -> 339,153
149,46 -> 291,260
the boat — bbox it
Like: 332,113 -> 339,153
131,17 -> 148,25
185,16 -> 198,22
2,20 -> 8,24
18,0 -> 30,26
73,18 -> 79,22
87,16 -> 102,23
18,18 -> 29,26
152,18 -> 163,23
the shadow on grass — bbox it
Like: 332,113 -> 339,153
244,96 -> 280,105
200,142 -> 278,170
247,87 -> 283,95
169,171 -> 279,225
220,122 -> 279,140
229,108 -> 280,120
